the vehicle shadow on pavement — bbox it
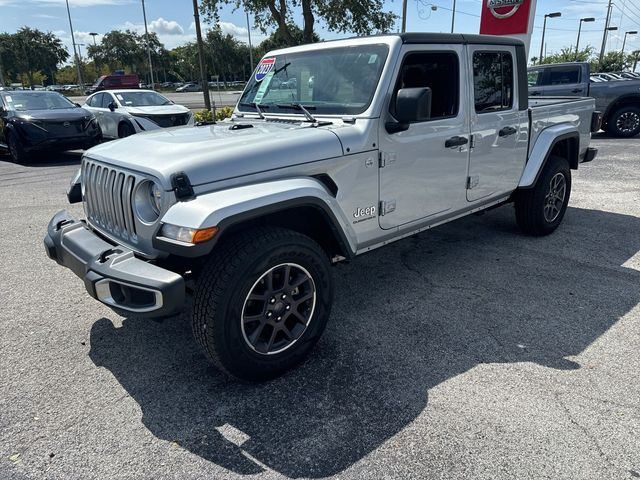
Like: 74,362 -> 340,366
0,150 -> 82,167
88,205 -> 640,478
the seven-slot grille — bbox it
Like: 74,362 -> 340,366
82,160 -> 137,242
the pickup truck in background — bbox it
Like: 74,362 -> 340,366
528,62 -> 640,137
45,34 -> 600,381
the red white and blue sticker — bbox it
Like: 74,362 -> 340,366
255,57 -> 276,82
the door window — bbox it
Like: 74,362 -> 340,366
546,66 -> 581,85
90,93 -> 104,108
527,69 -> 542,87
100,93 -> 114,109
391,51 -> 459,120
473,51 -> 514,113
87,94 -> 101,107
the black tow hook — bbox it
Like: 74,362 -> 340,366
98,248 -> 123,264
55,218 -> 73,231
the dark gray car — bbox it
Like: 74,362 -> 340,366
528,62 -> 640,137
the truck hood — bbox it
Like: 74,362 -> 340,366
85,120 -> 344,189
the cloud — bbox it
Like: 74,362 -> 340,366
219,21 -> 248,37
149,17 -> 184,36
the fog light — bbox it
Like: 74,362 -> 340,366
160,224 -> 218,244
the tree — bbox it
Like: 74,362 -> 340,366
0,27 -> 68,86
256,24 -> 320,55
592,51 -> 628,73
200,0 -> 396,46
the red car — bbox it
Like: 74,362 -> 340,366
86,74 -> 140,94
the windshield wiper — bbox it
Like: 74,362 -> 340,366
275,103 -> 318,123
239,101 -> 268,119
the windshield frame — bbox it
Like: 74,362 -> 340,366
237,43 -> 391,118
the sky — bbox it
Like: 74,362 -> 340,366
0,0 -> 639,64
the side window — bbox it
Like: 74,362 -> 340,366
91,93 -> 104,108
547,67 -> 581,85
473,51 -> 514,113
392,51 -> 459,121
100,93 -> 114,109
528,69 -> 541,87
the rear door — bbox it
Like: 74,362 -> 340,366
541,65 -> 585,96
378,44 -> 470,229
467,46 -> 528,202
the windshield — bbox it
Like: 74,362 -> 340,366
1,91 -> 76,111
116,91 -> 172,107
238,44 -> 389,116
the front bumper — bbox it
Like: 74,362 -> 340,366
44,210 -> 185,318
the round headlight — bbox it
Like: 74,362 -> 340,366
150,182 -> 162,215
134,180 -> 163,224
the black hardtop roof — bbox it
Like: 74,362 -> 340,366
398,32 -> 524,47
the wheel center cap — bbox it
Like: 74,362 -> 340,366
273,301 -> 286,316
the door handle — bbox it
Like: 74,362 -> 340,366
499,126 -> 517,137
530,91 -> 541,96
571,88 -> 583,94
445,136 -> 468,148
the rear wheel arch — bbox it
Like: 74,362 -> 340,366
603,94 -> 640,124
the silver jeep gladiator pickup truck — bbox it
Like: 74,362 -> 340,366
45,33 -> 600,380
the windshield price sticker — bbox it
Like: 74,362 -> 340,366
255,58 -> 276,82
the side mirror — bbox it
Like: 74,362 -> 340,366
387,87 -> 432,134
108,101 -> 117,112
396,87 -> 432,123
74,102 -> 82,108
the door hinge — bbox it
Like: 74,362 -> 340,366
466,175 -> 479,190
379,151 -> 397,168
379,199 -> 396,216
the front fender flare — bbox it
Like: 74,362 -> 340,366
157,177 -> 357,257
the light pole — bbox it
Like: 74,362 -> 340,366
89,32 -> 98,46
401,0 -> 407,32
192,0 -> 211,111
601,26 -> 618,61
65,0 -> 84,89
76,43 -> 85,62
539,12 -> 561,65
622,30 -> 638,56
575,17 -> 595,60
246,10 -> 253,72
451,0 -> 456,33
599,0 -> 613,64
141,0 -> 155,89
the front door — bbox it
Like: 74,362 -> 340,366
467,46 -> 528,202
378,45 -> 470,230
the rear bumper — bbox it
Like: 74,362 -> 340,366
44,210 -> 185,318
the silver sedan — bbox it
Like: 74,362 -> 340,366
82,89 -> 193,139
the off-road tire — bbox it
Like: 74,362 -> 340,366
118,122 -> 135,138
7,132 -> 29,164
515,155 -> 571,236
192,226 -> 334,381
606,105 -> 640,138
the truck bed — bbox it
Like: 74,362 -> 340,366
528,96 -> 596,159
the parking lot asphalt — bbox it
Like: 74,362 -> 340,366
1,133 -> 639,480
